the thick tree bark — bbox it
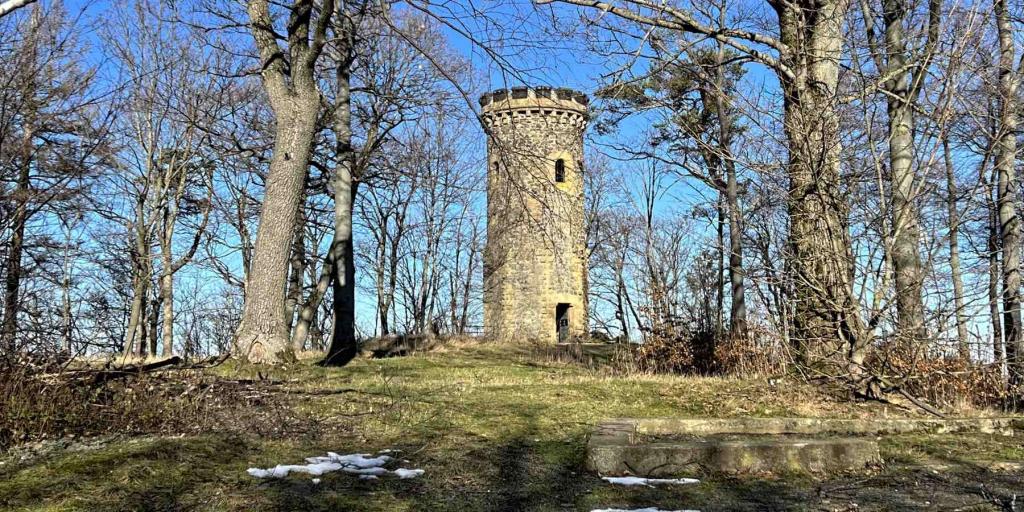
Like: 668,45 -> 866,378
236,106 -> 320,363
776,0 -> 867,370
995,0 -> 1022,382
235,0 -> 334,363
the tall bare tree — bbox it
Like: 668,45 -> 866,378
860,0 -> 941,343
235,0 -> 336,363
993,0 -> 1021,382
540,0 -> 867,370
0,5 -> 103,353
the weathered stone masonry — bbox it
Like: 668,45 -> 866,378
480,86 -> 589,343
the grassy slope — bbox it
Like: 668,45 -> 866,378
1,342 -> 1022,511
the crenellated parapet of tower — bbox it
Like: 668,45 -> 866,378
479,87 -> 589,128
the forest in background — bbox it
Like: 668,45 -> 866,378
1,0 -> 1023,407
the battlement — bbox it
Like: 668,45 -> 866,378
480,87 -> 589,118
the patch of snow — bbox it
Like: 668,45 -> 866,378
393,468 -> 425,479
247,462 -> 342,478
601,476 -> 700,487
247,450 -> 423,481
307,452 -> 392,468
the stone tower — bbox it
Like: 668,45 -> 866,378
480,86 -> 589,343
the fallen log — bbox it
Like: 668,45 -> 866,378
33,354 -> 229,386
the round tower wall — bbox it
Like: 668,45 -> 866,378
481,87 -> 589,343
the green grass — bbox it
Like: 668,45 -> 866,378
1,341 -> 1022,511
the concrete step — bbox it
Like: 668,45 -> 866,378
588,435 -> 881,476
587,416 -> 1023,477
622,417 -> 1022,437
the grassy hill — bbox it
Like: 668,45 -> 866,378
1,341 -> 1022,511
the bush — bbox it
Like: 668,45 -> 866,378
633,323 -> 787,377
634,329 -> 714,375
0,355 -> 305,452
865,341 -> 1011,410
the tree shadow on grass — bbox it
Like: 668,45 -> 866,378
0,435 -> 251,511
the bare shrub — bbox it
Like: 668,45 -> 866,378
634,330 -> 707,375
0,356 -> 311,452
633,322 -> 785,377
865,341 -> 1011,411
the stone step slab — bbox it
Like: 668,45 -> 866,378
588,436 -> 881,476
587,417 -> 1023,477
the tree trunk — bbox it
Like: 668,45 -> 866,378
995,0 -> 1021,383
137,283 -> 150,358
777,0 -> 866,370
324,48 -> 358,366
987,165 -> 1005,365
61,230 -> 74,352
715,194 -> 725,338
235,100 -> 320,363
1,124 -> 32,351
291,249 -> 332,352
724,160 -> 746,341
236,0 -> 332,363
123,274 -> 144,355
159,190 -> 175,357
711,42 -> 747,341
943,137 -> 969,359
124,192 -> 151,356
160,270 -> 173,356
457,223 -> 479,334
884,0 -> 927,344
325,182 -> 357,364
383,220 -> 404,335
286,200 -> 307,336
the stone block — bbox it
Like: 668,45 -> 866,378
587,417 -> 1022,477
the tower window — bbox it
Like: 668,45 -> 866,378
555,159 -> 566,183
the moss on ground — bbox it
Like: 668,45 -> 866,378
1,341 -> 1021,511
